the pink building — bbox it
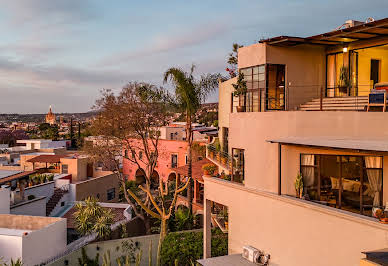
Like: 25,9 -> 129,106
123,139 -> 191,183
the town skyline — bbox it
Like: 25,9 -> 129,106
0,0 -> 387,114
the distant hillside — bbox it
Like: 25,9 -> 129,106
0,111 -> 97,123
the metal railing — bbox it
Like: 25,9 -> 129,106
207,144 -> 233,170
207,144 -> 244,184
231,84 -> 383,112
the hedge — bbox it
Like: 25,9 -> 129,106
160,228 -> 227,266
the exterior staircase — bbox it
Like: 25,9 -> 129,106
298,96 -> 369,111
46,188 -> 67,216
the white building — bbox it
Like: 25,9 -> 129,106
0,214 -> 67,266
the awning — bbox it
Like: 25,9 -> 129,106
27,155 -> 65,164
267,137 -> 388,153
260,17 -> 388,47
197,254 -> 256,266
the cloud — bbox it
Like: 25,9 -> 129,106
100,21 -> 229,66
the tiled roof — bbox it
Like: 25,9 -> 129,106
172,158 -> 214,182
27,155 -> 66,164
62,206 -> 126,229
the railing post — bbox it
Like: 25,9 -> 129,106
320,86 -> 323,111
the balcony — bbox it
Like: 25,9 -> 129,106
206,144 -> 244,184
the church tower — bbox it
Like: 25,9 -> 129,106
45,105 -> 56,125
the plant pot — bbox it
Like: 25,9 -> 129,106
203,170 -> 210,176
216,153 -> 221,162
221,157 -> 227,165
224,221 -> 228,230
236,106 -> 245,112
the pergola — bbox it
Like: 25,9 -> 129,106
27,155 -> 65,170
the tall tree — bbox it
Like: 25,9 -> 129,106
85,82 -> 191,265
163,65 -> 220,213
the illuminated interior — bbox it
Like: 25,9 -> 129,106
326,44 -> 388,97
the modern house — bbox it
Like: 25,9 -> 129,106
201,18 -> 388,266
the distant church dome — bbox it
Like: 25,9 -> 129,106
45,105 -> 56,125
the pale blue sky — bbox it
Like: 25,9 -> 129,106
0,0 -> 387,113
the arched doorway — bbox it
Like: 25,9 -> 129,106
135,168 -> 146,185
150,171 -> 159,189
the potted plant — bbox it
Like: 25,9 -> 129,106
202,164 -> 217,176
338,66 -> 351,96
233,72 -> 247,112
221,156 -> 227,165
295,172 -> 304,199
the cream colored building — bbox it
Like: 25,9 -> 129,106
202,18 -> 388,266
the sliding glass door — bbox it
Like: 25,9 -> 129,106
300,154 -> 383,216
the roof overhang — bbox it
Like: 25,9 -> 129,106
267,137 -> 388,154
260,18 -> 388,47
0,171 -> 36,185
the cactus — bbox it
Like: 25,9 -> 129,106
102,250 -> 111,266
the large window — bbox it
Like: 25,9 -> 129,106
237,64 -> 285,112
62,164 -> 68,174
300,154 -> 383,216
171,154 -> 178,168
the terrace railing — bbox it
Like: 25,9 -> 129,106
206,144 -> 244,184
207,144 -> 232,170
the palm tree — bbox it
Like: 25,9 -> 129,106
73,197 -> 114,239
164,65 -> 220,212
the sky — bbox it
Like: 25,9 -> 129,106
0,0 -> 387,114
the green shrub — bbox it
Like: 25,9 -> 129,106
160,228 -> 227,266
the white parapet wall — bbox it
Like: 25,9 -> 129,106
0,214 -> 67,266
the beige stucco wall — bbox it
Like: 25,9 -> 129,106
205,177 -> 388,266
60,157 -> 88,182
229,111 -> 388,193
238,43 -> 266,69
218,77 -> 237,152
266,44 -> 326,110
74,173 -> 119,202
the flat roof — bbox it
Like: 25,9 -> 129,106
267,137 -> 388,153
260,17 -> 388,46
197,254 -> 256,266
0,214 -> 63,232
0,170 -> 22,179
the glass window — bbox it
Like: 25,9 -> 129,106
299,154 -> 383,217
62,164 -> 68,174
107,188 -> 115,201
171,154 -> 178,168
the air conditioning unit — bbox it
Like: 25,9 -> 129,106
242,246 -> 261,263
242,246 -> 270,265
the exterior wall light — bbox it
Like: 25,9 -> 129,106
343,47 -> 348,53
